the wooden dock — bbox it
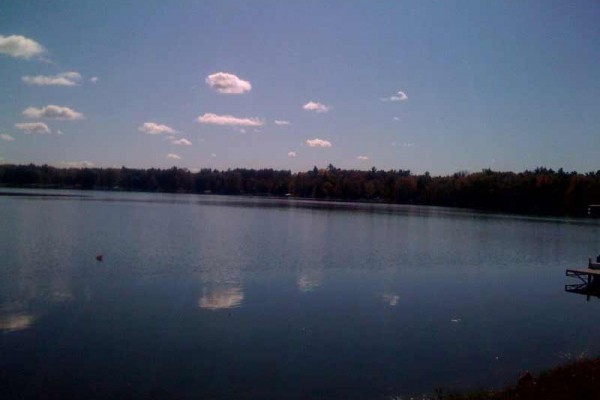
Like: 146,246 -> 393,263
566,268 -> 600,285
565,268 -> 600,300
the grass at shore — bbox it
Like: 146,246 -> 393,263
439,357 -> 600,400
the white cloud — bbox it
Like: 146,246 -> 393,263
357,155 -> 369,161
59,161 -> 95,168
383,91 -> 408,102
167,153 -> 181,160
302,101 -> 330,113
172,138 -> 192,146
393,116 -> 401,121
56,129 -> 64,135
0,35 -> 45,59
305,138 -> 332,148
391,142 -> 415,147
23,105 -> 84,120
287,151 -> 297,157
22,71 -> 82,86
210,153 -> 217,158
274,120 -> 290,125
1,134 -> 15,141
205,72 -> 251,94
14,122 -> 51,134
90,76 -> 98,83
197,113 -> 263,127
138,122 -> 176,135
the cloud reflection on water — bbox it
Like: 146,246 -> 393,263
198,286 -> 244,310
382,293 -> 400,306
297,274 -> 322,293
0,313 -> 36,332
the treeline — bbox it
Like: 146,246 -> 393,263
1,163 -> 600,216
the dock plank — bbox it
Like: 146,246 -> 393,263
566,268 -> 600,276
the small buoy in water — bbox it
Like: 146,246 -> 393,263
95,254 -> 103,262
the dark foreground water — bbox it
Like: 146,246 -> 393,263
1,189 -> 600,399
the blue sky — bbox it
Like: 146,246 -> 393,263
0,1 -> 599,175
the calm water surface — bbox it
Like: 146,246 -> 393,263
2,189 -> 600,399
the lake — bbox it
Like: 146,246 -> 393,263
1,189 -> 600,399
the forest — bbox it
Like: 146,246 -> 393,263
1,163 -> 600,216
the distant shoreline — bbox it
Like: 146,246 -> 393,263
0,190 -> 86,198
1,163 -> 599,217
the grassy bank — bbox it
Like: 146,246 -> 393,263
440,357 -> 600,400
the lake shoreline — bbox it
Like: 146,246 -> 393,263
438,357 -> 600,400
0,184 -> 591,220
2,163 -> 599,217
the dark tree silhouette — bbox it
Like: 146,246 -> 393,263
1,163 -> 600,216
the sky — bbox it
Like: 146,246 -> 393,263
0,1 -> 599,175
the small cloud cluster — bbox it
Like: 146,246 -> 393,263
287,151 -> 297,157
197,113 -> 263,127
138,122 -> 176,135
303,101 -> 330,113
4,36 -> 90,146
23,105 -> 84,120
90,77 -> 98,84
139,122 -> 193,148
172,138 -> 192,146
0,35 -> 45,59
274,120 -> 290,126
305,138 -> 332,148
14,122 -> 51,134
357,155 -> 369,161
167,153 -> 181,160
22,72 -> 82,86
205,72 -> 251,94
391,142 -> 415,148
382,90 -> 408,102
